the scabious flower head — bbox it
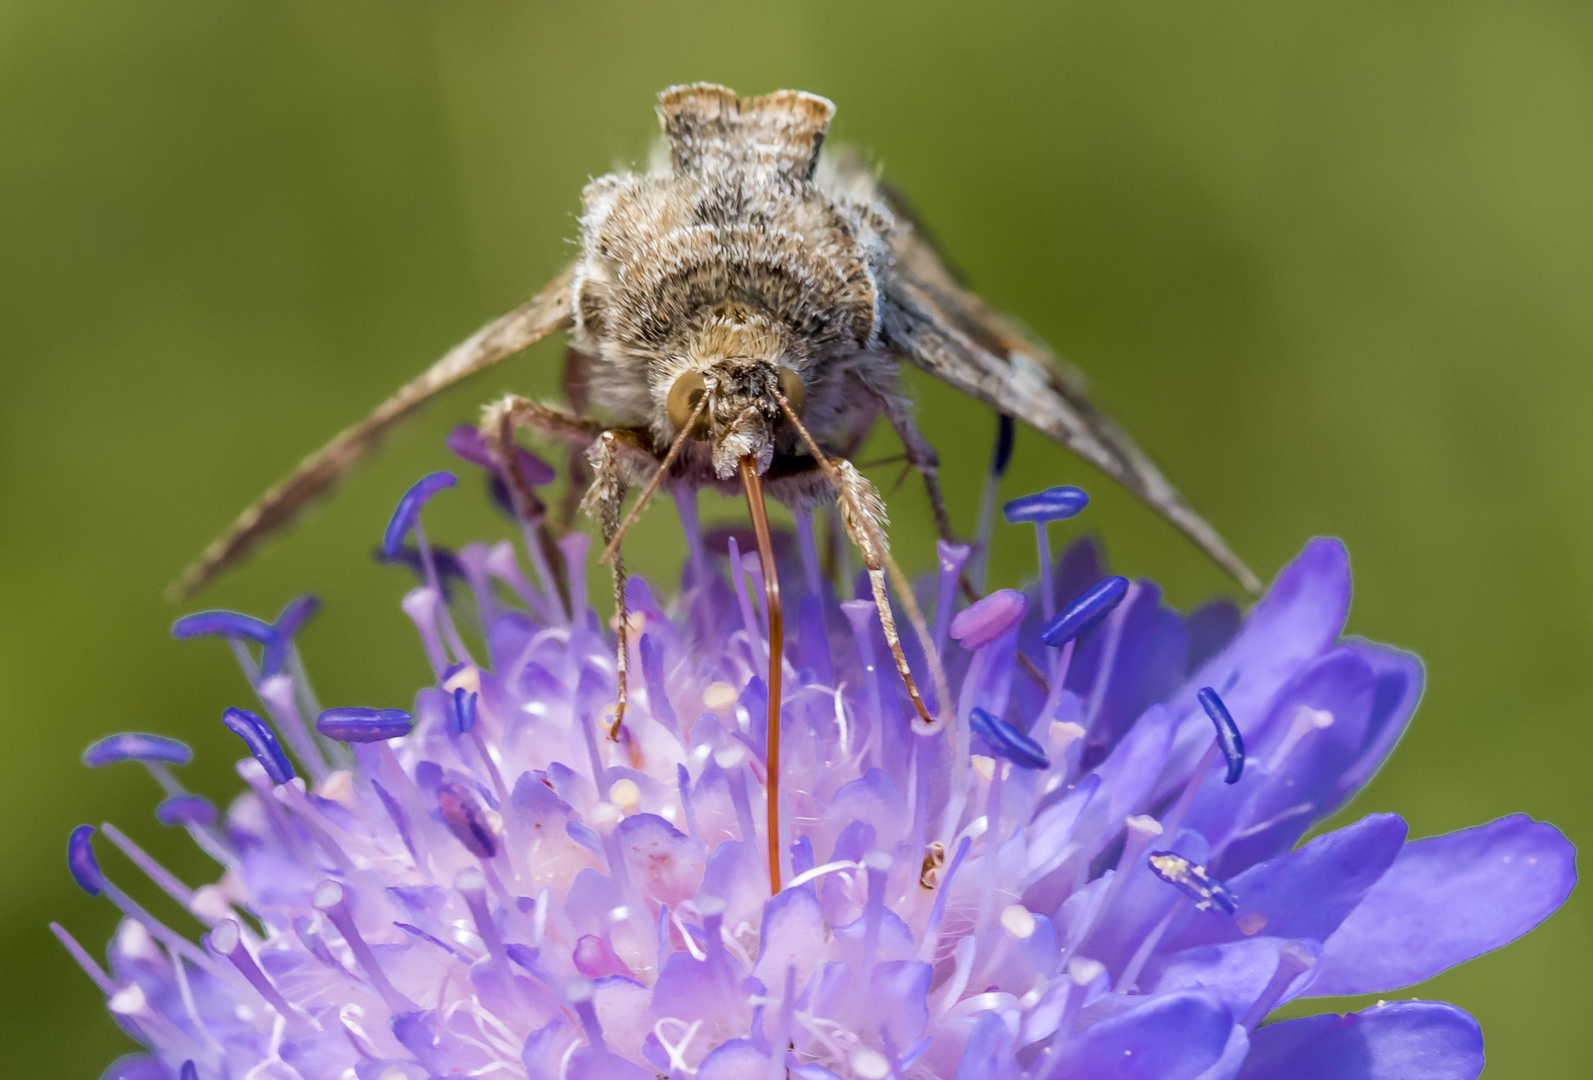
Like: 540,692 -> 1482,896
60,441 -> 1575,1080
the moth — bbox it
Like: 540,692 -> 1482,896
176,83 -> 1257,761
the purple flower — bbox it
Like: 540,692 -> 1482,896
56,454 -> 1575,1080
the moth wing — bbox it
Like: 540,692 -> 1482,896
866,171 -> 1262,594
171,263 -> 577,599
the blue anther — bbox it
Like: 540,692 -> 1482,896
171,610 -> 275,643
969,707 -> 1051,770
1003,485 -> 1089,525
1197,687 -> 1246,784
382,471 -> 458,560
273,594 -> 321,639
82,733 -> 193,768
221,707 -> 295,784
447,688 -> 478,736
181,1062 -> 199,1080
67,825 -> 103,896
446,424 -> 555,485
377,544 -> 466,594
991,414 -> 1015,476
259,594 -> 321,678
156,794 -> 217,828
1148,851 -> 1239,915
437,781 -> 497,858
1040,575 -> 1130,647
316,707 -> 415,743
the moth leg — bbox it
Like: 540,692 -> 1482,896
579,429 -> 659,740
776,397 -> 954,735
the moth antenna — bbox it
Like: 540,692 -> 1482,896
738,456 -> 784,896
599,393 -> 709,566
776,394 -> 954,735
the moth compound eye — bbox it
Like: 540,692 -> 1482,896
777,367 -> 806,417
667,370 -> 709,435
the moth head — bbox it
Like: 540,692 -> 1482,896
662,303 -> 807,478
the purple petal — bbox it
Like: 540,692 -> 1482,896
1181,538 -> 1351,736
1003,485 -> 1089,524
955,1012 -> 1021,1080
170,609 -> 275,643
221,706 -> 295,784
447,424 -> 556,485
1235,1001 -> 1483,1080
949,589 -> 1028,651
82,733 -> 193,768
1173,813 -> 1408,951
566,1048 -> 656,1080
1146,936 -> 1320,1019
382,471 -> 457,559
155,794 -> 217,828
694,1040 -> 768,1080
1309,813 -> 1577,996
1044,992 -> 1234,1078
1322,641 -> 1424,816
67,824 -> 102,896
100,1056 -> 170,1080
1186,598 -> 1242,675
1063,583 -> 1188,754
316,707 -> 414,743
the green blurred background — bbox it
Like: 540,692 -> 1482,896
1,0 -> 1587,1075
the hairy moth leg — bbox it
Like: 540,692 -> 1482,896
776,396 -> 954,735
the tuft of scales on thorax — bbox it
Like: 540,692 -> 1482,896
570,85 -> 898,450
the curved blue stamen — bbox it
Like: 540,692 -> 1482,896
1148,850 -> 1239,915
969,707 -> 1051,770
273,594 -> 321,639
155,794 -> 217,828
446,424 -> 556,485
447,689 -> 478,736
259,594 -> 321,678
316,707 -> 415,743
377,544 -> 466,595
82,732 -> 193,768
67,825 -> 103,896
171,610 -> 275,644
382,472 -> 457,560
1040,575 -> 1130,647
1003,485 -> 1089,525
221,707 -> 295,784
991,414 -> 1015,476
1197,687 -> 1245,784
